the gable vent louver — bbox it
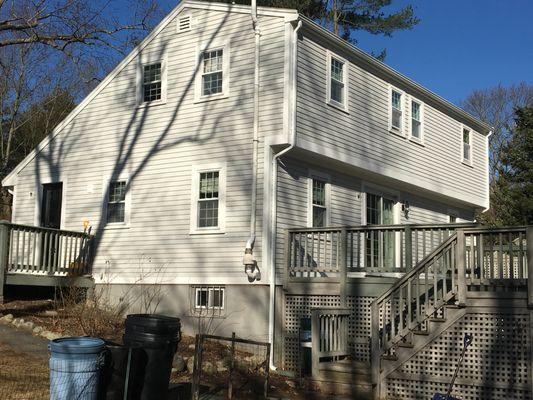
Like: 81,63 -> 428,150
177,15 -> 191,32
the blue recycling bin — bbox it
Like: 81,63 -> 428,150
49,337 -> 106,400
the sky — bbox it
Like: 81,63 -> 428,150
112,0 -> 533,106
353,0 -> 533,105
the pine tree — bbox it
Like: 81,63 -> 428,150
480,107 -> 533,226
215,0 -> 419,54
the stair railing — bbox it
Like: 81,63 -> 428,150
370,233 -> 459,391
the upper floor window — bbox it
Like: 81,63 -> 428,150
462,127 -> 472,163
411,100 -> 423,140
190,164 -> 226,234
107,181 -> 127,223
326,52 -> 348,111
202,49 -> 223,96
143,63 -> 162,103
390,89 -> 403,134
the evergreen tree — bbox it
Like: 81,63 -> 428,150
480,107 -> 533,226
216,0 -> 419,55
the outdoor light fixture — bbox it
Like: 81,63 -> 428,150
243,248 -> 259,282
402,201 -> 410,219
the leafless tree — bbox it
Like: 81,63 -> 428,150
461,82 -> 533,181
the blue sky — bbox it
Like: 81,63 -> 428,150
354,0 -> 533,104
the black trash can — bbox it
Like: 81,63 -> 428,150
123,314 -> 181,400
101,341 -> 144,400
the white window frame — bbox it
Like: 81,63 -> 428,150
102,174 -> 131,229
307,171 -> 331,228
326,51 -> 349,112
190,163 -> 226,234
194,286 -> 225,310
195,41 -> 230,103
137,58 -> 167,107
409,97 -> 424,144
389,86 -> 405,136
176,13 -> 192,33
461,125 -> 473,166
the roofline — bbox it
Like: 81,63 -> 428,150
2,0 -> 297,187
298,15 -> 492,134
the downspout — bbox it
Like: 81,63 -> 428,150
268,19 -> 302,370
244,0 -> 261,280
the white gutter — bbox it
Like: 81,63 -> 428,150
268,19 -> 302,370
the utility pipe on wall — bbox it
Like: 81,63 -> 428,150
268,19 -> 302,370
244,0 -> 262,280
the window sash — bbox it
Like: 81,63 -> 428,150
142,63 -> 162,102
391,91 -> 402,130
107,181 -> 126,223
330,58 -> 345,105
463,129 -> 471,161
198,171 -> 220,228
202,49 -> 224,96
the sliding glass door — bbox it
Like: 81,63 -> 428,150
366,193 -> 395,270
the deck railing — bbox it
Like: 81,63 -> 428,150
285,223 -> 476,281
0,221 -> 93,276
370,226 -> 531,394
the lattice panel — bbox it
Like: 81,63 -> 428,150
386,311 -> 531,400
283,294 -> 375,370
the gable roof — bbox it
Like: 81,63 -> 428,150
3,0 -> 489,187
2,0 -> 296,187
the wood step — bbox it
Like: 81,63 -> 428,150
429,317 -> 446,322
381,354 -> 398,361
412,329 -> 429,336
319,360 -> 371,376
397,341 -> 414,348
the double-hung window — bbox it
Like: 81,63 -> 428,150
411,100 -> 422,140
202,49 -> 224,96
142,63 -> 162,103
462,127 -> 472,163
191,165 -> 226,233
107,181 -> 127,224
391,89 -> 403,133
327,52 -> 348,110
309,176 -> 330,228
198,171 -> 219,228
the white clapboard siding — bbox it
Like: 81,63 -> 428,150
274,157 -> 474,279
12,7 -> 288,284
296,27 -> 488,208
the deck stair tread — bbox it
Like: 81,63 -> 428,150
318,360 -> 371,376
412,329 -> 429,335
397,341 -> 414,348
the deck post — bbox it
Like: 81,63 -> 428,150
527,226 -> 533,308
455,229 -> 467,307
371,300 -> 381,400
0,221 -> 10,303
311,309 -> 319,379
404,225 -> 412,271
339,228 -> 347,307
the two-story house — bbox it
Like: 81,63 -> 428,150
3,2 -> 530,399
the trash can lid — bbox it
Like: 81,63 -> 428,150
125,314 -> 180,333
49,337 -> 106,355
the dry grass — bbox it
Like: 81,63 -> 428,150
0,342 -> 49,400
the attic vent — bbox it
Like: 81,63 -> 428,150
177,15 -> 191,32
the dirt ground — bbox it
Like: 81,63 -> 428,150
0,342 -> 49,400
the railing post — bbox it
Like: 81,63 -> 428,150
0,221 -> 10,304
284,229 -> 292,287
404,225 -> 412,271
371,300 -> 381,400
456,229 -> 467,307
311,309 -> 319,379
527,226 -> 533,308
340,228 -> 347,307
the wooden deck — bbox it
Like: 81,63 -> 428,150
0,221 -> 94,302
282,224 -> 533,399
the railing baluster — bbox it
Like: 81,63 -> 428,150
509,232 -> 514,281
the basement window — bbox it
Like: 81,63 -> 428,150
194,287 -> 225,310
